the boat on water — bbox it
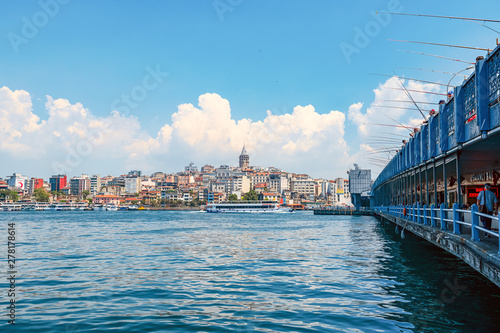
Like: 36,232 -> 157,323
105,204 -> 118,211
93,204 -> 106,211
206,201 -> 293,213
128,205 -> 139,211
44,203 -> 77,211
1,203 -> 22,211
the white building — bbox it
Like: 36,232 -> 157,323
228,175 -> 250,194
6,173 -> 28,191
125,177 -> 141,194
269,174 -> 289,194
90,175 -> 101,195
290,178 -> 315,196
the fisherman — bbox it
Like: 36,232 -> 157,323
429,109 -> 436,116
476,183 -> 499,238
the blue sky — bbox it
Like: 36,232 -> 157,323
0,0 -> 499,179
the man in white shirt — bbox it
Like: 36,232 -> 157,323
476,183 -> 498,237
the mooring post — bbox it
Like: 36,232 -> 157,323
440,203 -> 446,230
471,204 -> 480,242
431,204 -> 436,227
453,202 -> 460,234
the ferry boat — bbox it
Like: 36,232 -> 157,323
44,203 -> 76,211
1,203 -> 22,211
206,201 -> 293,213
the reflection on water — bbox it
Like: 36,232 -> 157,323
0,211 -> 499,332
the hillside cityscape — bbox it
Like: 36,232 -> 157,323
0,146 -> 372,209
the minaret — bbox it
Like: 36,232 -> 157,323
239,145 -> 250,169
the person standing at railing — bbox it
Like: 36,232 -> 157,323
476,183 -> 499,238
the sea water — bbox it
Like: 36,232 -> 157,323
1,211 -> 500,332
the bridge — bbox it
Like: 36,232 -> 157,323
371,42 -> 500,287
374,204 -> 500,287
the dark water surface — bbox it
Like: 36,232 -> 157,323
1,211 -> 500,332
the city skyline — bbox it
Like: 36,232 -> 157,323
1,1 -> 498,179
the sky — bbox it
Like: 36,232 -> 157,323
0,0 -> 499,180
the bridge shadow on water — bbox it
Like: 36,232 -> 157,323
374,219 -> 500,332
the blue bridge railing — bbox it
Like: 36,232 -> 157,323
374,203 -> 500,254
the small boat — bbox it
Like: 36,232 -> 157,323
93,204 -> 105,211
106,204 -> 118,211
128,205 -> 139,211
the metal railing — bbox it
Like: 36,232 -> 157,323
374,203 -> 500,254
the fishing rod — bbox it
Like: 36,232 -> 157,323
369,133 -> 408,139
371,104 -> 433,112
395,67 -> 470,78
384,113 -> 414,133
365,123 -> 418,130
385,87 -> 447,96
393,71 -> 428,121
385,12 -> 500,24
368,137 -> 406,143
388,39 -> 492,52
470,21 -> 500,35
370,73 -> 452,87
447,66 -> 475,93
375,99 -> 440,105
396,49 -> 475,64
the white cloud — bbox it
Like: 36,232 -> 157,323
0,87 -> 354,179
348,77 -> 445,176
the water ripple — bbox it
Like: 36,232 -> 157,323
1,211 -> 500,332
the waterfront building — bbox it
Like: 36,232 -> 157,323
7,173 -> 29,191
251,172 -> 270,188
90,175 -> 101,196
228,174 -> 251,194
348,164 -> 372,210
0,180 -> 8,191
210,182 -> 226,194
49,174 -> 67,192
269,173 -> 289,194
140,178 -> 155,191
239,145 -> 250,169
290,178 -> 315,197
125,177 -> 141,194
201,165 -> 215,173
185,162 -> 198,173
128,170 -> 141,177
333,178 -> 350,205
151,172 -> 166,179
69,175 -> 91,196
259,192 -> 279,201
94,194 -> 120,205
28,178 -> 44,194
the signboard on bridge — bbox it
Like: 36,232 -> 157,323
467,186 -> 499,199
